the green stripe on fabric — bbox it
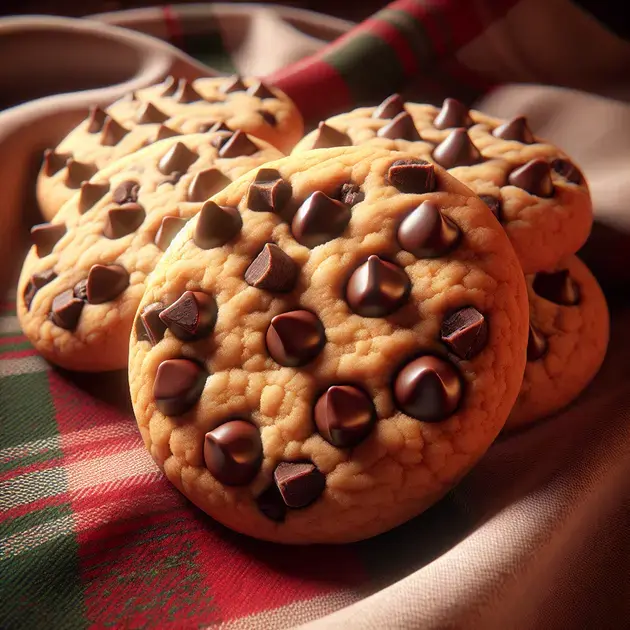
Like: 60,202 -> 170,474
378,8 -> 436,66
0,341 -> 33,352
183,33 -> 237,74
0,443 -> 63,475
0,504 -> 72,539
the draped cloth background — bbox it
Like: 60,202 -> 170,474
1,2 -> 629,628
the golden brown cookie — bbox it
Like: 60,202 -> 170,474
292,97 -> 592,274
128,146 -> 529,544
19,132 -> 283,371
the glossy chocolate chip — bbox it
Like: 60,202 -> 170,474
135,302 -> 167,345
194,200 -> 242,249
159,75 -> 178,97
248,81 -> 275,99
551,158 -> 583,185
246,168 -> 291,213
394,355 -> 463,422
256,484 -> 287,522
336,183 -> 364,207
532,270 -> 580,306
31,222 -> 66,257
50,289 -> 85,330
218,130 -> 258,158
266,310 -> 326,367
42,149 -> 71,177
79,181 -> 110,213
86,106 -> 107,133
508,159 -> 553,197
274,462 -> 326,509
493,116 -> 534,143
173,79 -> 202,103
154,216 -> 188,251
159,291 -> 217,341
432,128 -> 482,168
100,116 -> 128,146
103,204 -> 145,239
527,323 -> 548,361
221,75 -> 247,94
346,255 -> 410,317
314,385 -> 376,448
373,93 -> 405,119
387,159 -> 436,194
154,125 -> 179,142
440,307 -> 488,359
158,142 -> 198,176
153,358 -> 206,416
204,421 -> 263,485
291,191 -> 351,248
245,244 -> 298,292
207,121 -> 231,134
377,111 -> 421,141
24,270 -> 56,310
478,194 -> 502,221
135,102 -> 169,124
86,264 -> 129,304
311,122 -> 352,149
73,279 -> 87,301
433,98 -> 472,129
112,180 -> 140,205
397,201 -> 460,258
187,168 -> 231,202
64,159 -> 97,189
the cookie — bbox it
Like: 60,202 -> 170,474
19,131 -> 283,371
292,96 -> 592,274
506,255 -> 609,430
128,146 -> 529,544
37,75 -> 303,220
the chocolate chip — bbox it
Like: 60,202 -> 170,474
86,264 -> 129,304
112,180 -> 140,205
432,128 -> 482,168
73,279 -> 87,300
50,290 -> 85,330
154,125 -> 179,142
248,81 -> 275,99
532,269 -> 580,306
373,93 -> 405,120
433,98 -> 472,130
135,302 -> 167,345
210,131 -> 233,150
493,116 -> 534,143
159,291 -> 217,341
100,116 -> 128,146
78,181 -> 110,213
260,111 -> 277,127
314,385 -> 376,448
527,323 -> 548,361
31,222 -> 66,257
274,461 -> 325,509
103,204 -> 145,239
440,307 -> 488,359
377,111 -> 421,141
153,358 -> 206,416
159,171 -> 184,186
346,255 -> 410,317
387,159 -> 436,194
336,183 -> 364,207
246,168 -> 291,213
245,243 -> 298,292
64,159 -> 97,189
42,149 -> 71,177
158,142 -> 198,175
478,194 -> 502,221
397,201 -> 460,258
394,355 -> 463,422
508,159 -> 553,197
187,168 -> 231,202
221,75 -> 247,94
266,310 -> 326,367
311,122 -> 351,149
204,421 -> 262,485
173,79 -> 202,103
256,484 -> 286,522
218,130 -> 258,158
551,158 -> 583,185
135,102 -> 169,124
207,122 -> 231,134
155,216 -> 188,251
159,75 -> 178,97
86,106 -> 107,133
193,200 -> 242,249
291,191 -> 351,248
24,270 -> 56,310
196,121 -> 219,133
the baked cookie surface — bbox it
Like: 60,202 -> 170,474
128,146 -> 529,544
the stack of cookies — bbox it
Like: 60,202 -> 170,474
17,77 -> 608,544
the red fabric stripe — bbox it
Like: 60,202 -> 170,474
0,456 -> 63,484
0,348 -> 38,360
364,18 -> 419,77
0,335 -> 28,346
1,492 -> 69,522
161,5 -> 184,49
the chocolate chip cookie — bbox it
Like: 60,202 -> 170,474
37,75 -> 302,220
128,146 -> 529,544
19,132 -> 283,371
292,96 -> 592,274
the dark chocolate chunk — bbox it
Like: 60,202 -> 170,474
314,385 -> 376,448
173,79 -> 202,103
135,102 -> 169,124
377,111 -> 421,141
478,194 -> 502,221
158,141 -> 198,175
433,98 -> 472,130
291,191 -> 351,248
260,111 -> 277,127
551,158 -> 583,185
493,116 -> 534,143
266,310 -> 326,367
432,128 -> 482,168
311,122 -> 352,149
112,180 -> 140,205
397,200 -> 460,258
79,181 -> 110,213
103,204 -> 145,239
86,264 -> 129,304
51,290 -> 85,330
159,75 -> 178,97
64,159 -> 97,189
159,291 -> 217,341
207,121 -> 231,134
508,159 -> 554,197
154,125 -> 179,142
154,216 -> 188,251
221,75 -> 247,94
248,81 -> 275,99
42,149 -> 71,177
73,279 -> 87,301
100,116 -> 128,146
345,255 -> 410,317
440,306 -> 488,359
256,484 -> 287,522
373,93 -> 405,120
387,159 -> 436,194
245,243 -> 298,292
336,183 -> 364,207
204,420 -> 263,485
135,302 -> 167,345
274,461 -> 325,509
187,168 -> 231,202
527,323 -> 548,361
24,270 -> 56,310
394,355 -> 463,422
31,222 -> 66,257
193,200 -> 242,249
153,358 -> 206,416
246,168 -> 291,213
218,130 -> 258,158
86,106 -> 107,133
532,269 -> 580,306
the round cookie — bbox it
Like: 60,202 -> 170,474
37,75 -> 303,220
506,255 -> 609,430
128,146 -> 529,544
19,131 -> 283,371
292,96 -> 592,274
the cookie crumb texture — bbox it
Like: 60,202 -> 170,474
129,146 -> 529,544
292,98 -> 592,274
